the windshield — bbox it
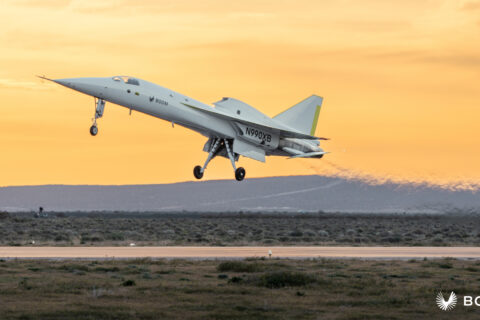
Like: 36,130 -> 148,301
112,76 -> 139,86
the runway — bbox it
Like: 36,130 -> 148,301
2,246 -> 480,259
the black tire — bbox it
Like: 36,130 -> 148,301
193,165 -> 203,179
235,167 -> 246,181
90,125 -> 98,136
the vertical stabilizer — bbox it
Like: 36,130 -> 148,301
273,95 -> 323,135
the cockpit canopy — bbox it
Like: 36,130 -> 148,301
112,76 -> 140,86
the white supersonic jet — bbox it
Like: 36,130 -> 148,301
41,75 -> 328,181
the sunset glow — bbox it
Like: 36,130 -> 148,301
1,0 -> 479,188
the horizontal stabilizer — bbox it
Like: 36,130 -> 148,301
282,147 -> 329,159
289,151 -> 328,159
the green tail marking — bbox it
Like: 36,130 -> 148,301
310,105 -> 321,136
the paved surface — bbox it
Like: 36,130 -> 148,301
2,246 -> 480,259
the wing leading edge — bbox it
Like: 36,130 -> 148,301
181,102 -> 320,140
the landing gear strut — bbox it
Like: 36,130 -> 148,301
193,138 -> 246,181
90,98 -> 105,136
224,138 -> 245,181
194,138 -> 221,180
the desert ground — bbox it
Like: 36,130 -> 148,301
1,211 -> 480,246
2,211 -> 480,319
1,257 -> 479,319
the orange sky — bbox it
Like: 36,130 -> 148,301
0,0 -> 479,188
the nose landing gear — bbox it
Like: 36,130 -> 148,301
90,125 -> 98,136
90,98 -> 105,136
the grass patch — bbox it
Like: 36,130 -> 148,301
217,261 -> 262,273
1,257 -> 480,319
122,279 -> 136,286
255,271 -> 317,288
4,212 -> 480,246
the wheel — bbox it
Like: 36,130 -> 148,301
235,167 -> 246,181
90,125 -> 98,136
193,165 -> 203,179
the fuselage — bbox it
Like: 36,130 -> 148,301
53,76 -> 324,158
55,76 -> 238,140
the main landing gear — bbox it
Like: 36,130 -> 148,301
235,167 -> 246,181
193,165 -> 203,179
90,98 -> 105,136
194,138 -> 246,181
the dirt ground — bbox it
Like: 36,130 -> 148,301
1,257 -> 480,319
1,211 -> 480,246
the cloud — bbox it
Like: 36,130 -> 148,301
462,1 -> 480,10
415,53 -> 480,68
68,0 -> 124,14
0,78 -> 54,91
5,0 -> 70,9
66,0 -> 279,17
356,48 -> 480,69
335,19 -> 411,32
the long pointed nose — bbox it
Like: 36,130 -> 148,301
53,77 -> 107,98
54,78 -> 81,90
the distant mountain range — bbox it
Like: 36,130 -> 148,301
0,176 -> 478,213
